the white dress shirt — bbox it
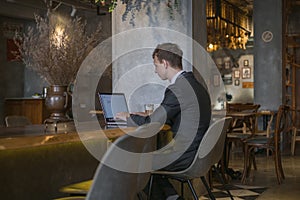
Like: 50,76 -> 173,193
170,70 -> 185,85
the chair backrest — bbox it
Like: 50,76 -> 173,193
181,117 -> 232,178
291,107 -> 300,128
255,110 -> 275,136
272,105 -> 291,145
5,115 -> 32,127
226,103 -> 260,130
227,103 -> 260,113
86,122 -> 160,200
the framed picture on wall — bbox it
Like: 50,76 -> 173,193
223,74 -> 232,85
212,74 -> 220,86
242,67 -> 251,79
215,58 -> 222,69
233,69 -> 240,78
224,61 -> 231,69
234,79 -> 240,86
243,59 -> 249,66
7,39 -> 21,61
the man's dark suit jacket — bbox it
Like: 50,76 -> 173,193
128,71 -> 211,171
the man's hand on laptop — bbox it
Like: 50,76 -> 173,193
131,112 -> 149,117
115,111 -> 150,121
115,112 -> 130,121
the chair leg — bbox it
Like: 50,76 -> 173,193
200,176 -> 215,200
212,166 -> 234,200
181,182 -> 184,197
241,144 -> 250,184
273,150 -> 282,184
291,127 -> 299,156
225,140 -> 233,171
137,192 -> 143,200
253,156 -> 257,170
248,148 -> 257,172
274,148 -> 284,184
247,148 -> 256,176
147,174 -> 154,200
251,150 -> 257,170
291,127 -> 296,156
208,168 -> 212,188
218,153 -> 228,183
278,152 -> 285,180
186,180 -> 198,200
275,134 -> 285,182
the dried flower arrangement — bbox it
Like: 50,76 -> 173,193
14,12 -> 104,85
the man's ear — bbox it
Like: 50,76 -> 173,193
162,59 -> 169,68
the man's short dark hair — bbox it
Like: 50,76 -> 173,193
152,43 -> 183,69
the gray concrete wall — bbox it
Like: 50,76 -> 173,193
253,0 -> 283,111
111,0 -> 194,112
0,16 -> 30,125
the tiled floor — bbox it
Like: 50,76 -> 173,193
199,184 -> 267,200
221,144 -> 300,200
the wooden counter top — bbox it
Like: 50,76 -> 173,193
0,122 -> 130,150
0,122 -> 170,150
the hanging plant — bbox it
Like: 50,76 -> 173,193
91,0 -> 182,25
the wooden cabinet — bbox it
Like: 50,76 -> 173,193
5,98 -> 50,124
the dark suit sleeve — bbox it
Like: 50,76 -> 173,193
127,86 -> 180,127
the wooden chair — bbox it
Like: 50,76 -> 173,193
291,127 -> 300,155
5,115 -> 32,127
226,103 -> 261,134
242,105 -> 291,184
291,108 -> 300,155
255,110 -> 275,156
225,103 -> 260,178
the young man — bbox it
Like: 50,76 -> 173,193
116,43 -> 211,199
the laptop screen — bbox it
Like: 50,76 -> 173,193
98,93 -> 129,122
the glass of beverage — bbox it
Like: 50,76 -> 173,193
144,104 -> 154,115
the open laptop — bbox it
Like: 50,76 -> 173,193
98,93 -> 129,126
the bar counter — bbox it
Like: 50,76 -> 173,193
0,121 -> 136,200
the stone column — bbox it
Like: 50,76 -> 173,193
253,0 -> 283,111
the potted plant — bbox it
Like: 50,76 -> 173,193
15,11 -> 104,121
